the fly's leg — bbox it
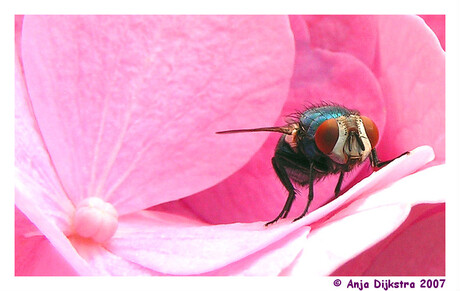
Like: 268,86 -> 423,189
334,171 -> 345,197
265,156 -> 298,226
293,163 -> 315,222
370,148 -> 410,168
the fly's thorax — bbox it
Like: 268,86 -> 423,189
315,115 -> 378,165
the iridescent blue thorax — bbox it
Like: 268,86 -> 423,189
297,105 -> 358,159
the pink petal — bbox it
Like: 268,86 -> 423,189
335,164 -> 446,214
361,203 -> 445,276
15,208 -> 78,276
70,236 -> 159,275
376,15 -> 445,164
16,54 -> 74,234
20,15 -> 294,214
205,227 -> 309,275
106,211 -> 310,275
170,24 -> 387,223
16,56 -> 90,275
300,15 -> 379,69
282,203 -> 412,276
332,203 -> 445,275
419,15 -> 445,50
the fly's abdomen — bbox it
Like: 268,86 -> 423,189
298,105 -> 356,159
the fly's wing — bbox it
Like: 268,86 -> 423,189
216,123 -> 299,135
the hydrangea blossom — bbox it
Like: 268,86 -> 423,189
15,15 -> 445,276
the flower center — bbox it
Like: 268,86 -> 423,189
73,197 -> 118,243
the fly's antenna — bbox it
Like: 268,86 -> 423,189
216,123 -> 299,135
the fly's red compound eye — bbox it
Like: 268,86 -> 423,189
315,119 -> 339,154
361,116 -> 379,148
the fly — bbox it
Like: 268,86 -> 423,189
217,104 -> 409,226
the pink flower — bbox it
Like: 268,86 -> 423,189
15,15 -> 444,276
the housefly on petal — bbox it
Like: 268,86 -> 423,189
217,104 -> 409,226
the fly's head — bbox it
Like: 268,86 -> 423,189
314,115 -> 379,166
